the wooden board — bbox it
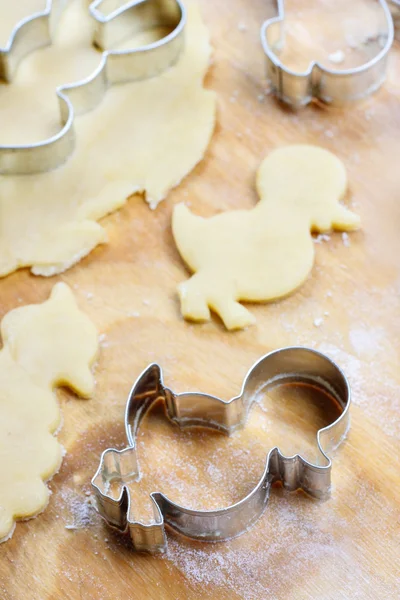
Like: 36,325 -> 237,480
1,0 -> 400,598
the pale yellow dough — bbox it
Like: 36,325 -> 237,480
0,283 -> 98,542
172,145 -> 361,330
0,0 -> 216,277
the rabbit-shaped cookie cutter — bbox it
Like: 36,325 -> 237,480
0,0 -> 186,174
261,0 -> 394,107
91,347 -> 351,553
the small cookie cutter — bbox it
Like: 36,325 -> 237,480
92,347 -> 351,553
260,0 -> 394,107
0,0 -> 186,175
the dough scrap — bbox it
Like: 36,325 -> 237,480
172,145 -> 361,330
0,0 -> 216,277
0,283 -> 99,542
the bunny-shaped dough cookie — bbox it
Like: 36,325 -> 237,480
0,283 -> 98,542
173,145 -> 360,330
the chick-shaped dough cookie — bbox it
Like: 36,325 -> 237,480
172,145 -> 360,330
0,283 -> 98,542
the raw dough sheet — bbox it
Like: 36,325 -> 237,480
0,0 -> 216,277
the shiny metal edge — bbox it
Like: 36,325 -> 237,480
260,0 -> 394,107
0,0 -> 186,175
91,347 -> 351,553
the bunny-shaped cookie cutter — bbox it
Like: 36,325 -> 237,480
92,347 -> 351,553
0,0 -> 186,174
261,0 -> 394,107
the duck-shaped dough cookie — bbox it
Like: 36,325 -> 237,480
172,145 -> 360,330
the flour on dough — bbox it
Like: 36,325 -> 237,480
172,145 -> 361,330
0,283 -> 98,542
0,0 -> 216,277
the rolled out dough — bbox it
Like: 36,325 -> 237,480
172,145 -> 361,330
0,283 -> 98,542
0,0 -> 216,277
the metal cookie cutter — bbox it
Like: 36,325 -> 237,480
260,0 -> 394,107
0,0 -> 186,175
91,347 -> 351,553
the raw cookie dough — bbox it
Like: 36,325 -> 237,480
0,0 -> 216,277
172,145 -> 361,330
0,283 -> 98,542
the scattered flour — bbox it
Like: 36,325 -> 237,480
163,483 -> 398,599
328,49 -> 345,64
313,317 -> 324,328
342,232 -> 351,247
317,341 -> 400,438
349,327 -> 384,357
164,494 -> 339,600
59,488 -> 99,530
313,233 -> 331,244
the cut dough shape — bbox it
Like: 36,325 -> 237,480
172,145 -> 361,330
0,283 -> 98,542
0,0 -> 216,277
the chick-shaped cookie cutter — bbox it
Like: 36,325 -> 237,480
260,0 -> 394,107
0,0 -> 186,175
91,347 -> 351,553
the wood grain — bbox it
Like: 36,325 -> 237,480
0,0 -> 399,598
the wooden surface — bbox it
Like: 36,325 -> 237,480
1,0 -> 400,598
